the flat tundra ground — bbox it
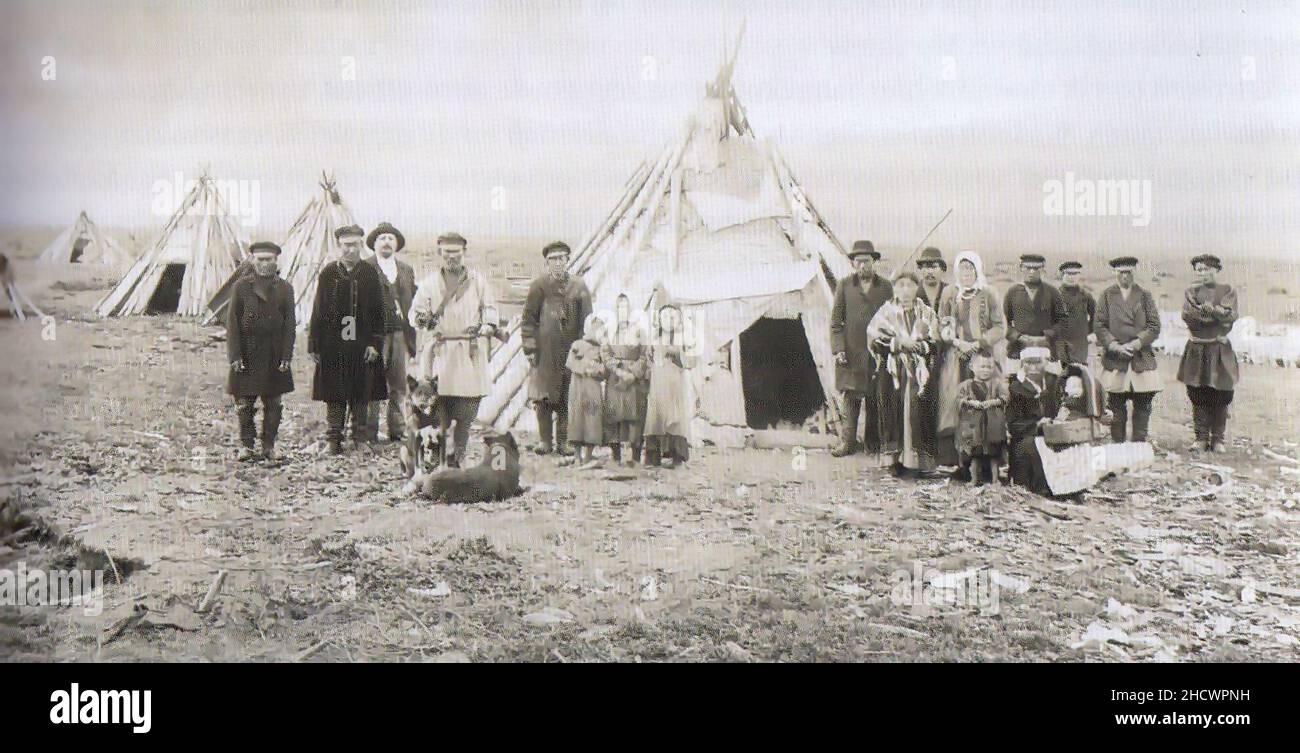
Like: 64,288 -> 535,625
2,308 -> 1299,662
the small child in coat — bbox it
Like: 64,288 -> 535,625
565,312 -> 608,469
956,352 -> 1009,485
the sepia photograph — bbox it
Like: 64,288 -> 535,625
0,0 -> 1296,732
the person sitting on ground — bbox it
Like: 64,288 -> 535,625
955,351 -> 1008,486
564,312 -> 608,470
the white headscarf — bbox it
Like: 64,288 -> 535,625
952,250 -> 988,295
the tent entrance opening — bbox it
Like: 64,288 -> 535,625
147,264 -> 186,313
70,236 -> 89,263
739,316 -> 825,429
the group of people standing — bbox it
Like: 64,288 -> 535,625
223,229 -> 698,471
829,241 -> 1240,491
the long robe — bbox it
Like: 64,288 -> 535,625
227,274 -> 296,397
644,337 -> 697,441
522,273 -> 592,404
409,266 -> 498,397
867,299 -> 940,470
956,377 -> 1009,458
829,272 -> 893,393
309,260 -> 387,403
565,337 -> 606,445
1177,282 -> 1239,392
1057,285 -> 1096,365
602,331 -> 650,443
1094,283 -> 1162,394
935,285 -> 1006,464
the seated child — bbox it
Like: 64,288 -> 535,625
956,352 -> 1009,485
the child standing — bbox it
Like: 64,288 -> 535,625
643,299 -> 696,468
956,351 -> 1009,485
565,312 -> 608,469
602,294 -> 650,466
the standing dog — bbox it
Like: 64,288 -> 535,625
405,431 -> 523,503
400,375 -> 443,478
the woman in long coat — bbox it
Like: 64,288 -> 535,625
934,251 -> 1006,469
644,301 -> 698,467
1177,254 -> 1239,452
867,272 -> 941,476
602,295 -> 650,465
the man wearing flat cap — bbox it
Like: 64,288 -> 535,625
309,224 -> 387,454
522,240 -> 591,455
830,240 -> 893,457
363,222 -> 418,442
227,241 -> 295,462
1177,254 -> 1237,453
1056,261 -> 1096,366
409,232 -> 499,467
915,246 -> 947,311
1004,253 -> 1069,370
1094,256 -> 1161,443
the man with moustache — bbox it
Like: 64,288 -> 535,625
363,222 -> 418,442
308,224 -> 387,454
830,240 -> 893,457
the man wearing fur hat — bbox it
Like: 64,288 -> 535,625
521,241 -> 592,456
363,222 -> 418,442
1177,254 -> 1238,453
830,240 -> 893,457
1094,256 -> 1162,443
408,232 -> 499,467
227,241 -> 295,462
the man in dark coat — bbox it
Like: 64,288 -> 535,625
1004,253 -> 1068,365
1056,261 -> 1096,365
363,222 -> 418,442
1177,254 -> 1238,453
1005,347 -> 1060,491
830,240 -> 893,456
227,241 -> 296,462
309,224 -> 387,454
1095,256 -> 1162,443
522,241 -> 591,455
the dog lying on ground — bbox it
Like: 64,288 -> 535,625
400,375 -> 443,478
402,430 -> 523,504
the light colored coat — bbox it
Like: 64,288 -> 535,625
409,267 -> 498,397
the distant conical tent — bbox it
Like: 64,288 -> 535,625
96,173 -> 246,316
481,38 -> 853,441
203,173 -> 355,327
38,211 -> 129,267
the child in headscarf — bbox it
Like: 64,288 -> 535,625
564,312 -> 608,469
643,298 -> 697,468
602,294 -> 650,466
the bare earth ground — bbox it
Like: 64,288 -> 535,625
2,277 -> 1300,663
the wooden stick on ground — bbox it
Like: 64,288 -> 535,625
197,569 -> 228,613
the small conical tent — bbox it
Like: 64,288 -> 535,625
480,37 -> 853,442
38,211 -> 129,266
96,173 -> 246,316
203,173 -> 355,327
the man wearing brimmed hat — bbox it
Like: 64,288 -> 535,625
408,232 -> 499,467
522,240 -> 592,455
915,246 -> 947,311
830,240 -> 893,457
308,224 -> 387,454
1177,254 -> 1237,453
227,241 -> 295,462
1056,261 -> 1096,366
1004,253 -> 1068,368
1094,255 -> 1161,443
363,221 -> 418,442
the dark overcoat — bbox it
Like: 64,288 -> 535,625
829,272 -> 893,393
226,275 -> 296,397
521,273 -> 592,404
1056,286 -> 1096,365
1004,282 -> 1068,359
1177,282 -> 1239,392
309,260 -> 388,403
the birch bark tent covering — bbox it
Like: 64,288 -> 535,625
203,173 -> 355,327
95,173 -> 246,316
38,211 -> 129,267
480,43 -> 854,443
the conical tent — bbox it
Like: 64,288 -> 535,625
38,211 -> 129,267
204,173 -> 354,327
96,173 -> 246,316
480,48 -> 853,442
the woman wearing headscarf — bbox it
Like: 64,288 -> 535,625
867,271 -> 941,476
644,297 -> 698,468
602,294 -> 651,465
934,251 -> 1006,471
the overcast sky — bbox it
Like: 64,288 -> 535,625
1,0 -> 1296,260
